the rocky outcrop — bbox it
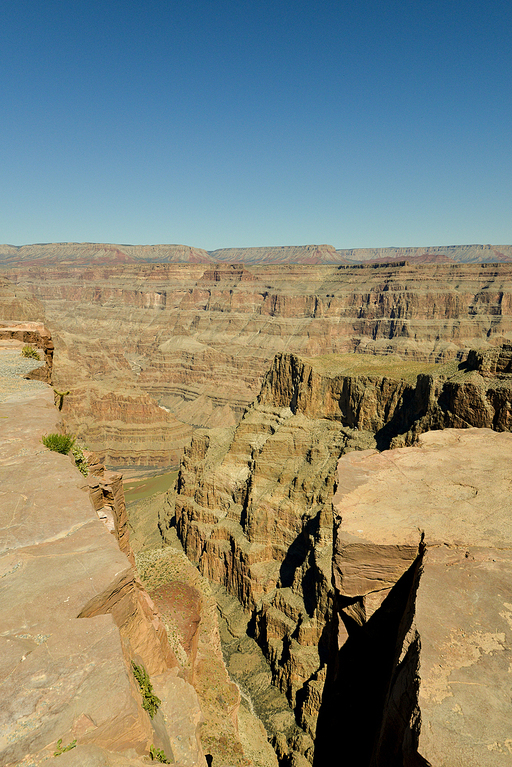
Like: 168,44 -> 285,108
86,453 -> 139,567
5,260 -> 512,466
315,428 -> 512,767
0,320 -> 54,382
0,380 -> 206,766
162,348 -> 512,763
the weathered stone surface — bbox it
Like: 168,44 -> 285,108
5,260 -> 512,466
135,543 -> 279,767
0,275 -> 45,320
166,349 -> 512,764
317,428 -> 512,767
0,378 -> 205,766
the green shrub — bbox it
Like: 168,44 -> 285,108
41,434 -> 88,475
150,745 -> 170,763
42,433 -> 76,455
70,443 -> 88,476
21,344 -> 40,360
54,738 -> 77,756
132,662 -> 161,718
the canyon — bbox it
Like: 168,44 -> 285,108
0,340 -> 275,766
162,346 -> 512,765
3,246 -> 512,765
2,242 -> 512,267
3,258 -> 512,468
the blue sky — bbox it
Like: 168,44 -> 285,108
1,0 -> 511,250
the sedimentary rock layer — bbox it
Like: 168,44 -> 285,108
0,384 -> 205,766
163,348 -> 512,763
0,275 -> 45,321
5,261 -> 512,466
2,241 -> 512,266
316,428 -> 512,767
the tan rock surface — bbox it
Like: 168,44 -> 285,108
0,275 -> 45,321
135,543 -> 279,767
166,349 -> 512,763
5,261 -> 512,467
316,428 -> 512,766
0,374 -> 206,766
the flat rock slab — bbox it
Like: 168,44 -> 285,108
334,428 -> 512,549
0,387 -> 152,765
333,428 -> 512,765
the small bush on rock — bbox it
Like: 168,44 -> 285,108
41,434 -> 88,475
21,344 -> 40,360
70,443 -> 88,476
150,745 -> 170,763
42,433 -> 75,455
132,662 -> 161,718
54,738 -> 77,756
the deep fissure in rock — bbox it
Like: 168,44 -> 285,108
314,547 -> 425,767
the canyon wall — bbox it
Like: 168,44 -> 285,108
2,241 -> 512,266
0,282 -> 278,767
4,261 -> 512,467
162,348 -> 512,764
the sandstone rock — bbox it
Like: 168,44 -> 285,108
0,320 -> 53,382
316,428 -> 512,766
135,543 -> 279,766
0,381 -> 205,766
5,260 -> 512,466
165,349 -> 512,763
0,275 -> 45,320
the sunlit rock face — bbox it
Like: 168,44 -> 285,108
317,428 -> 512,767
0,384 -> 208,767
5,260 -> 512,467
161,347 -> 512,763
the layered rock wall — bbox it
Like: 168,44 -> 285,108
5,261 -> 512,466
163,348 -> 512,763
2,241 -> 512,266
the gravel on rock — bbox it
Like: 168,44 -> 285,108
0,349 -> 49,402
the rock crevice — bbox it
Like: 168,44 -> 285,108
163,347 -> 512,764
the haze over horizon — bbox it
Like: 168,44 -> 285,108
2,0 -> 511,250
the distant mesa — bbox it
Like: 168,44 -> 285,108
1,241 -> 512,266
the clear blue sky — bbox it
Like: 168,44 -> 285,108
1,0 -> 511,250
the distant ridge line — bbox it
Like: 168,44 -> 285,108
0,242 -> 511,266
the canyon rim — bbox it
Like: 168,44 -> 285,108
2,242 -> 512,766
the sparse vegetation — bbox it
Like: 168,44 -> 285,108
21,344 -> 40,360
132,661 -> 161,718
41,433 -> 88,475
42,433 -> 76,455
149,745 -> 171,763
53,388 -> 70,411
53,738 -> 77,756
70,443 -> 88,476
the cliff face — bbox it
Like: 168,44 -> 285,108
317,428 -> 512,767
0,275 -> 45,320
5,260 -> 512,466
0,380 -> 207,766
162,348 -> 512,764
